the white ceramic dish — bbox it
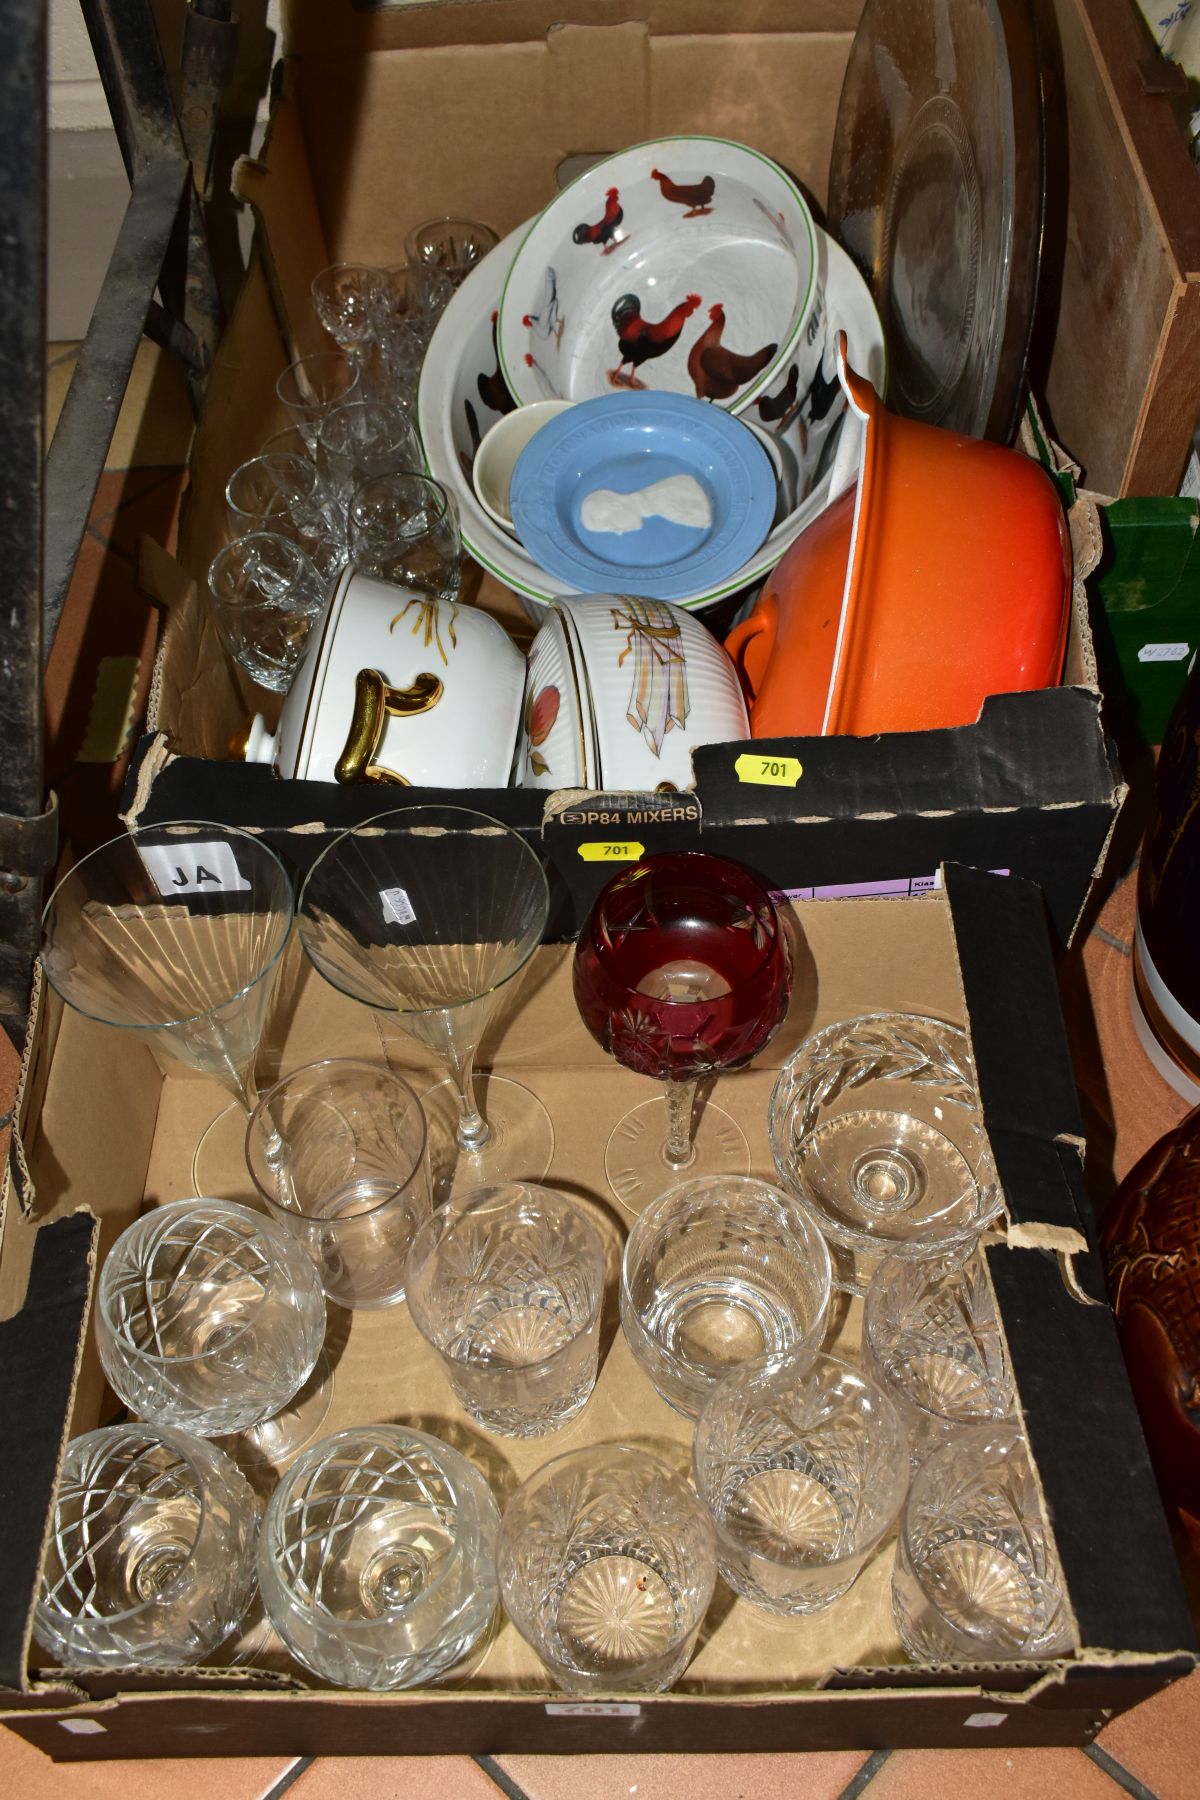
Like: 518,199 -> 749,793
514,602 -> 596,787
418,222 -> 885,615
244,566 -> 525,788
516,594 -> 749,792
497,137 -> 819,418
472,399 -> 574,532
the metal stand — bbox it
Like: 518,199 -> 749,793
0,0 -> 239,1045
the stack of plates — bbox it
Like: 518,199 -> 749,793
418,174 -> 885,617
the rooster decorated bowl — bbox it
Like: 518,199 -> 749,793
419,223 -> 885,616
243,566 -> 525,787
516,594 -> 749,792
497,137 -> 823,422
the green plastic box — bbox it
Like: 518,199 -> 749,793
1089,497 -> 1200,745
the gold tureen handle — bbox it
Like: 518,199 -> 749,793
334,667 -> 444,785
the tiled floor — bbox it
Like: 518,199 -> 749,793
3,337 -> 1198,1797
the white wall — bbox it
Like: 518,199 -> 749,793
46,0 -> 282,338
48,0 -> 284,130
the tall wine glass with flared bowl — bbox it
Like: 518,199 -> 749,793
297,805 -> 552,1200
40,820 -> 296,1199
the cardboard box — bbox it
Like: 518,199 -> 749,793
1035,0 -> 1200,498
0,865 -> 1194,1757
118,0 -> 1146,952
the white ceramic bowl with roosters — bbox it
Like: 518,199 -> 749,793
243,566 -> 525,788
497,137 -> 823,419
418,223 -> 886,616
516,594 -> 749,792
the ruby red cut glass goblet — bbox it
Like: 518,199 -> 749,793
572,851 -> 792,1215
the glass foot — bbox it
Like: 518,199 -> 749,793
604,1095 -> 749,1220
419,1073 -> 554,1205
220,1349 -> 334,1476
191,1098 -> 258,1203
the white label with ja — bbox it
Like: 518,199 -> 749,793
139,841 -> 252,898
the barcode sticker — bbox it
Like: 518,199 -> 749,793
139,841 -> 252,898
1138,642 -> 1191,663
963,1711 -> 1009,1729
544,1701 -> 642,1717
59,1719 -> 108,1735
380,886 -> 417,926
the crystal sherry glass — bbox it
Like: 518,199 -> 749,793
95,1198 -> 330,1467
310,262 -> 385,377
573,850 -> 792,1215
35,1423 -> 260,1670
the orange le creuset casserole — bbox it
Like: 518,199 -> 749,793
724,334 -> 1072,738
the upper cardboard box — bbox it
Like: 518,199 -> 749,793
264,0 -> 1200,498
127,0 -> 1143,947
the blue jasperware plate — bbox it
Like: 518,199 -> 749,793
507,392 -> 777,602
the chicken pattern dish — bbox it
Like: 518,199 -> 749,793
512,160 -> 809,414
569,172 -> 778,402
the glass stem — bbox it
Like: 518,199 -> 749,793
453,1047 -> 492,1154
663,1079 -> 698,1168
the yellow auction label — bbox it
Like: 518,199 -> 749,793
734,752 -> 803,787
577,841 -> 645,863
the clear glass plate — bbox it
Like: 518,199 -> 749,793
827,0 -> 1043,442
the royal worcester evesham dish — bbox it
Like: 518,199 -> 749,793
517,593 -> 749,792
245,566 -> 525,787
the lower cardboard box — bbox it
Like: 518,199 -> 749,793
0,863 -> 1194,1759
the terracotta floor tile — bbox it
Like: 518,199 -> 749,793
0,1725 -> 296,1800
495,1749 -> 871,1800
1098,1666 -> 1200,1800
1092,864 -> 1138,951
288,1755 -> 503,1799
863,1745 -> 1123,1800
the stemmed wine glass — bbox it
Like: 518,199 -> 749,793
573,851 -> 792,1216
297,805 -> 552,1200
404,216 -> 500,288
310,263 -> 385,378
40,820 -> 296,1197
